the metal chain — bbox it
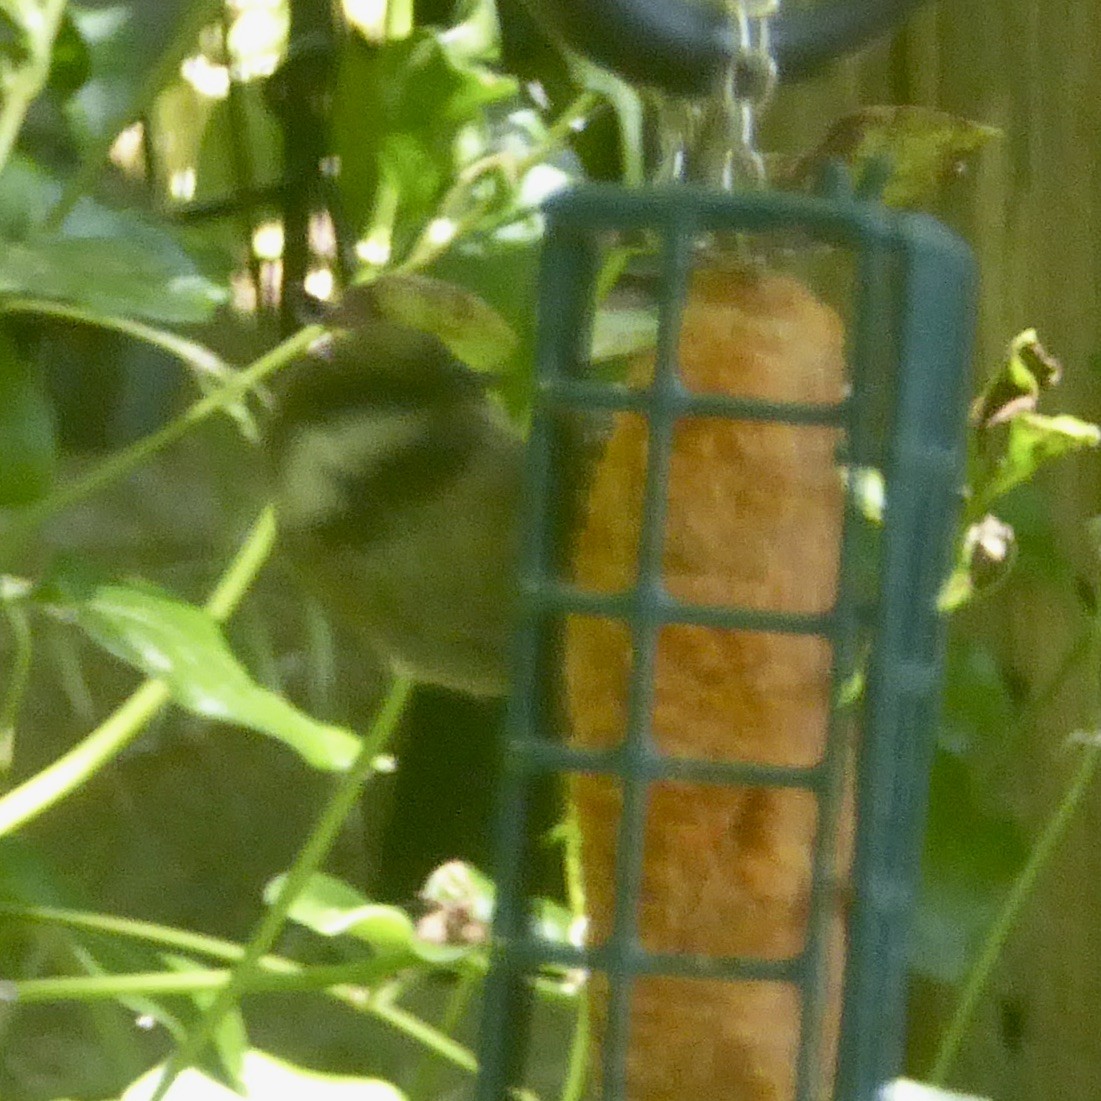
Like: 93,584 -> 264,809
658,0 -> 779,191
724,0 -> 779,188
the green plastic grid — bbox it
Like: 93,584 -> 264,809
475,178 -> 976,1101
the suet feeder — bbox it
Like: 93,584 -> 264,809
476,3 -> 977,1100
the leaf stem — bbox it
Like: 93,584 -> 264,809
0,594 -> 32,774
408,969 -> 479,1100
928,616 -> 1101,1084
396,91 -> 601,273
1,903 -> 480,1075
0,508 -> 277,838
0,298 -> 233,386
147,675 -> 414,1101
928,739 -> 1101,1085
559,803 -> 590,1101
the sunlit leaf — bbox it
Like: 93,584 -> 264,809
66,0 -> 225,153
120,1050 -> 408,1101
427,237 -> 540,418
938,514 -> 1017,613
970,328 -> 1062,430
980,413 -> 1101,506
785,106 -> 999,208
0,235 -> 227,323
0,330 -> 56,506
362,272 -> 519,371
881,1080 -> 990,1101
42,583 -> 361,771
265,872 -> 415,954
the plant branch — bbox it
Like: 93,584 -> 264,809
0,903 -> 479,1075
0,297 -> 260,437
928,615 -> 1101,1084
0,508 -> 277,838
0,593 -> 32,774
148,674 -> 415,1101
928,738 -> 1101,1085
395,91 -> 602,274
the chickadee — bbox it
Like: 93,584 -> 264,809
266,288 -> 524,697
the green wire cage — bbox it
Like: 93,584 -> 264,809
474,172 -> 977,1101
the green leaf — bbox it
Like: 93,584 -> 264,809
427,237 -> 540,419
939,636 -> 1018,755
0,330 -> 56,506
0,235 -> 227,323
65,0 -> 225,153
265,872 -> 416,954
362,272 -> 519,371
938,514 -> 1017,613
785,106 -> 999,208
843,465 -> 885,526
970,328 -> 1062,430
332,27 -> 518,246
914,750 -> 1026,984
43,583 -> 361,771
120,1050 -> 408,1101
980,412 -> 1101,506
0,836 -> 71,906
48,12 -> 91,102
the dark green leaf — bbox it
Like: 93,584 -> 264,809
0,330 -> 56,506
785,106 -> 999,208
45,583 -> 361,771
332,28 -> 517,244
0,6 -> 30,73
47,12 -> 91,102
914,750 -> 1026,983
939,636 -> 1018,755
0,836 -> 71,906
0,235 -> 227,323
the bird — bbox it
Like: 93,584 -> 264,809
264,287 -> 566,903
265,286 -> 525,699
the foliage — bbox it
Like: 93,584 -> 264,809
0,3 -> 1092,1101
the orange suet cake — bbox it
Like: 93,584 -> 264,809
565,264 -> 851,1101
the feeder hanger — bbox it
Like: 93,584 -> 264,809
526,0 -> 929,96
